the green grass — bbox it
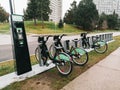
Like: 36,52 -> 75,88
0,23 -> 10,34
1,21 -> 120,35
1,35 -> 120,90
24,21 -> 82,34
0,56 -> 38,76
0,21 -> 83,34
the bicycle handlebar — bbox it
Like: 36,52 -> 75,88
81,32 -> 88,37
59,34 -> 67,39
72,39 -> 80,42
38,35 -> 53,43
46,35 -> 52,41
53,34 -> 67,41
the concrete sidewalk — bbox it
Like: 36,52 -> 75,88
61,47 -> 120,90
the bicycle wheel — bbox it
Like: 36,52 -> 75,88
55,52 -> 73,76
35,47 -> 39,62
71,47 -> 88,66
94,41 -> 108,54
49,44 -> 56,58
35,46 -> 47,66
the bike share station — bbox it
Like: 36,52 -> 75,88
0,0 -> 114,89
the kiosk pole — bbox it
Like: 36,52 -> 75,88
9,0 -> 13,14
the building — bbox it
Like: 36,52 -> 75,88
93,0 -> 120,17
49,0 -> 62,23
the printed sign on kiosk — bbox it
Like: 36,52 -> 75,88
10,14 -> 32,75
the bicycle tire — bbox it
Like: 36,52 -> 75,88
55,52 -> 73,76
94,41 -> 108,54
35,47 -> 39,62
49,44 -> 56,58
71,47 -> 88,66
35,46 -> 48,65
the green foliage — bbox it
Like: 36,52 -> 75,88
98,12 -> 119,30
24,0 -> 51,25
24,0 -> 38,25
58,19 -> 64,28
36,0 -> 51,21
0,5 -> 9,22
64,1 -> 77,24
98,12 -> 107,29
64,0 -> 99,31
75,0 -> 99,30
106,12 -> 118,29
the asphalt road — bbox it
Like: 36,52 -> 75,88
0,41 -> 38,62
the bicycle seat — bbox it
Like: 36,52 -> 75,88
96,35 -> 99,39
81,33 -> 87,37
38,36 -> 44,43
65,40 -> 70,42
53,35 -> 59,40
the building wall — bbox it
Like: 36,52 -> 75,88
49,0 -> 62,23
93,0 -> 120,17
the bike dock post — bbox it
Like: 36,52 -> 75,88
102,34 -> 105,41
79,38 -> 83,48
110,33 -> 113,40
64,40 -> 70,51
99,35 -> 102,41
108,33 -> 111,41
89,36 -> 93,48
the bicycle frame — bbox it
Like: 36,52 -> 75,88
81,33 -> 108,54
51,34 -> 89,66
53,35 -> 74,55
36,36 -> 73,76
81,33 -> 101,49
38,36 -> 64,65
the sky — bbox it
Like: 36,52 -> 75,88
0,0 -> 81,18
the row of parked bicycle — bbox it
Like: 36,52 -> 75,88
35,33 -> 113,76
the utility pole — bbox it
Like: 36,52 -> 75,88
9,0 -> 13,14
13,0 -> 16,13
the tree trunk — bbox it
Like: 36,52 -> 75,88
41,16 -> 44,28
33,18 -> 37,25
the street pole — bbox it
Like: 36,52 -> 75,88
9,0 -> 13,14
13,0 -> 16,13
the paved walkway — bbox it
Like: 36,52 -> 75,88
61,47 -> 120,90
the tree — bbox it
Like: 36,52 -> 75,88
25,0 -> 51,26
75,0 -> 99,30
58,19 -> 64,28
36,0 -> 51,28
25,0 -> 38,25
98,12 -> 107,29
0,6 -> 9,22
106,11 -> 118,29
64,1 -> 77,24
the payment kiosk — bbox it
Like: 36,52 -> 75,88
10,14 -> 32,75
